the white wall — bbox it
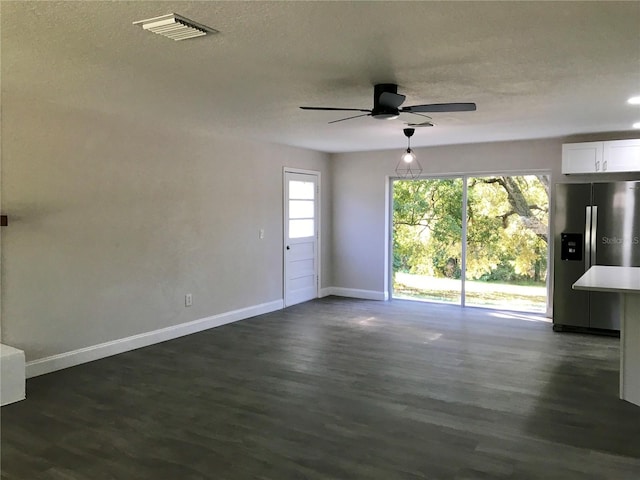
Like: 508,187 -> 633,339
330,135 -> 640,301
1,97 -> 331,364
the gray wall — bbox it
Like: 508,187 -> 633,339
331,135 -> 640,306
1,97 -> 331,362
2,90 -> 638,365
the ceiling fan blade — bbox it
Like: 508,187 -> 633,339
406,121 -> 434,127
328,113 -> 372,124
378,92 -> 406,109
300,106 -> 371,112
402,102 -> 477,113
404,111 -> 432,120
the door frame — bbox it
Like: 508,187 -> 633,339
388,170 -> 552,316
283,167 -> 321,307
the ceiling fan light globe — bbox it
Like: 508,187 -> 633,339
374,113 -> 399,120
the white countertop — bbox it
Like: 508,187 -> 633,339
573,265 -> 640,294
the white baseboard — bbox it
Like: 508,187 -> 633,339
26,299 -> 284,378
320,287 -> 388,301
319,287 -> 334,298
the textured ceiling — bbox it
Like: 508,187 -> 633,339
2,1 -> 639,153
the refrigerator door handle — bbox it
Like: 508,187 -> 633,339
591,205 -> 598,266
585,206 -> 592,271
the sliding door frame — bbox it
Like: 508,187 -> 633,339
388,169 -> 552,315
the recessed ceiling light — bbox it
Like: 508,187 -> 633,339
633,122 -> 640,129
133,13 -> 217,41
628,96 -> 640,105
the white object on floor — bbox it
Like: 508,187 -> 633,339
1,344 -> 26,406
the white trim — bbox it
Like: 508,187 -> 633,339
282,167 -> 321,176
25,299 -> 283,378
387,176 -> 395,302
283,168 -> 321,307
323,287 -> 388,301
384,176 -> 391,301
319,287 -> 333,298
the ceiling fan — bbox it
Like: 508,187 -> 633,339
300,83 -> 476,124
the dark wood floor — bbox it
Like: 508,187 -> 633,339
2,297 -> 640,479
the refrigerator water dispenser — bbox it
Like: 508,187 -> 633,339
561,233 -> 583,261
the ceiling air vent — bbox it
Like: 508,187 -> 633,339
133,13 -> 217,41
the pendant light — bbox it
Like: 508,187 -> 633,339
395,128 -> 423,178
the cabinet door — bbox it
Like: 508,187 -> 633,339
603,139 -> 640,172
562,142 -> 603,174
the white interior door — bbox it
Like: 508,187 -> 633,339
284,170 -> 319,307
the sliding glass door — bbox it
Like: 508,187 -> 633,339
392,178 -> 463,305
392,174 -> 549,313
464,175 -> 548,312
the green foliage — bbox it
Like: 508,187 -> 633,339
393,175 -> 549,284
393,179 -> 463,278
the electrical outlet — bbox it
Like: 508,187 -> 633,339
259,228 -> 265,239
185,293 -> 193,307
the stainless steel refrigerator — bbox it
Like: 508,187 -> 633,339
553,181 -> 640,333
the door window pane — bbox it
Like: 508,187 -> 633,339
289,219 -> 314,238
289,200 -> 314,219
289,181 -> 315,200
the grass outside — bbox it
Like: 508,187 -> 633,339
394,272 -> 547,313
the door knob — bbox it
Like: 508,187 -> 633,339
286,246 -> 290,250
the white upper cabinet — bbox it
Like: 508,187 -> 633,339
562,139 -> 640,174
562,142 -> 604,174
603,139 -> 640,173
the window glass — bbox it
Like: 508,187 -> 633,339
289,181 -> 314,200
289,200 -> 314,219
289,219 -> 314,238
